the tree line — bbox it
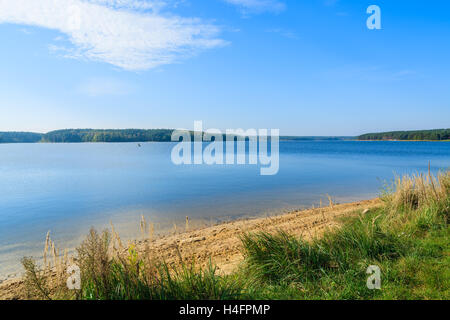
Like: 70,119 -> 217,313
0,132 -> 43,143
358,129 -> 450,141
41,129 -> 174,143
0,129 -> 174,143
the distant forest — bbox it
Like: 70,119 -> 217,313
358,129 -> 450,141
41,129 -> 174,143
0,129 -> 174,143
0,132 -> 43,143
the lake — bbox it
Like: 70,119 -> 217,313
0,141 -> 449,279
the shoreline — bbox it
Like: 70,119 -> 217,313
0,197 -> 382,300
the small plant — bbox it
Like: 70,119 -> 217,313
21,230 -> 75,299
21,257 -> 52,300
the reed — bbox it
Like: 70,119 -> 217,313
22,231 -> 72,299
384,169 -> 449,212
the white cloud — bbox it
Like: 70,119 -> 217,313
0,0 -> 226,71
224,0 -> 285,14
85,0 -> 166,11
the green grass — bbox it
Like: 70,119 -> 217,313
22,171 -> 449,300
79,260 -> 243,300
238,211 -> 448,299
238,170 -> 449,300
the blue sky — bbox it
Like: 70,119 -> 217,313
0,0 -> 449,135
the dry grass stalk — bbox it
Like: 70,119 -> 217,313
327,194 -> 334,208
173,223 -> 178,235
148,222 -> 154,242
43,231 -> 50,268
140,215 -> 147,241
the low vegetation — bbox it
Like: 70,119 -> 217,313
21,170 -> 449,300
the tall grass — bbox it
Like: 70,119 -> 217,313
22,226 -> 243,300
241,170 -> 449,299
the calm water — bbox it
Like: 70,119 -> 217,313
0,141 -> 449,279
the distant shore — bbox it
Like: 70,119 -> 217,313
1,128 -> 449,143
